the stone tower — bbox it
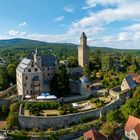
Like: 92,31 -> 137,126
78,32 -> 90,67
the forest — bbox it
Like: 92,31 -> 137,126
0,38 -> 140,91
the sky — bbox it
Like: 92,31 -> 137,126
0,0 -> 140,49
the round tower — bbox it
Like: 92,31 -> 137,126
78,32 -> 90,67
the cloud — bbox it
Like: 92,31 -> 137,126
64,5 -> 74,13
82,0 -> 131,9
123,23 -> 140,31
1,1 -> 140,49
54,16 -> 64,21
9,30 -> 19,36
70,1 -> 140,38
8,30 -> 26,37
19,21 -> 27,27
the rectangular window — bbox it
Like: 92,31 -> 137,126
25,84 -> 26,87
35,68 -> 38,71
26,76 -> 28,80
28,69 -> 31,72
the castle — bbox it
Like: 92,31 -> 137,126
16,32 -> 90,95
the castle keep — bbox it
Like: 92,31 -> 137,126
78,32 -> 90,67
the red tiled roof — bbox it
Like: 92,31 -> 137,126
125,115 -> 140,138
84,129 -> 106,140
129,73 -> 140,84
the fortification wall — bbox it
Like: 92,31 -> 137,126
19,88 -> 133,129
19,99 -> 121,129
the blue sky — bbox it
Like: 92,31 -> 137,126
0,0 -> 140,49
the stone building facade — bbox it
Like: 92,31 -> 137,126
78,32 -> 90,67
16,49 -> 56,95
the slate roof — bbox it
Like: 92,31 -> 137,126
81,32 -> 87,38
80,75 -> 90,85
41,55 -> 56,67
84,129 -> 106,140
17,58 -> 31,73
124,75 -> 136,89
125,115 -> 140,138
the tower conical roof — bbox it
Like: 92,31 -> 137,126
81,32 -> 87,38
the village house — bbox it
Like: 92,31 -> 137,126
125,115 -> 140,140
121,75 -> 136,91
83,129 -> 106,140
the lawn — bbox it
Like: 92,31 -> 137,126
43,110 -> 60,116
24,109 -> 59,116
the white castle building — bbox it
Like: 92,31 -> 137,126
16,49 -> 56,95
16,32 -> 90,95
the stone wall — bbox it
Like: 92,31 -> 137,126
0,99 -> 10,107
0,95 -> 23,107
19,99 -> 121,129
19,88 -> 133,129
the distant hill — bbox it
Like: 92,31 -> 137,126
0,38 -> 140,56
0,38 -> 46,46
0,38 -> 76,49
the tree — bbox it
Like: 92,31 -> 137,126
67,56 -> 78,67
101,55 -> 113,72
101,122 -> 117,136
7,64 -> 16,84
0,65 -> 8,90
83,65 -> 90,77
133,86 -> 140,98
121,96 -> 140,119
106,110 -> 122,123
50,64 -> 70,97
89,49 -> 101,71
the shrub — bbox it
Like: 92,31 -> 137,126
10,102 -> 19,112
6,112 -> 18,129
90,98 -> 98,103
1,105 -> 9,114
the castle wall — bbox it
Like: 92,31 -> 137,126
19,99 -> 121,129
19,90 -> 131,129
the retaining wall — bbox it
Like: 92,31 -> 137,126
19,99 -> 121,129
19,88 -> 133,129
